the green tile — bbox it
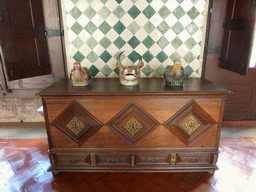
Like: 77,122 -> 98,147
89,65 -> 99,77
86,51 -> 98,63
157,36 -> 169,49
191,0 -> 200,4
84,21 -> 97,35
186,22 -> 198,35
142,51 -> 154,63
100,0 -> 108,4
72,37 -> 84,49
128,5 -> 141,19
176,0 -> 184,3
127,21 -> 140,35
73,51 -> 85,62
161,0 -> 169,3
173,6 -> 185,20
143,5 -> 156,19
114,37 -> 126,49
85,0 -> 93,4
143,21 -> 155,34
185,37 -> 197,49
142,65 -> 153,76
71,0 -> 79,4
86,37 -> 98,49
157,21 -> 170,34
187,7 -> 200,20
84,6 -> 96,20
113,6 -> 126,19
99,21 -> 111,35
128,51 -> 139,63
146,0 -> 153,3
99,6 -> 111,19
115,0 -> 123,3
171,36 -> 183,49
70,6 -> 82,20
101,65 -> 112,77
100,51 -> 112,63
156,51 -> 168,63
113,21 -> 126,35
142,36 -> 155,49
155,64 -> 165,76
71,22 -> 83,35
170,51 -> 182,62
184,65 -> 194,77
99,37 -> 111,49
128,36 -> 140,49
171,21 -> 184,35
158,6 -> 171,19
114,68 -> 119,76
184,52 -> 196,63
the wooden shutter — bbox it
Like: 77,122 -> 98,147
219,0 -> 256,75
0,0 -> 51,81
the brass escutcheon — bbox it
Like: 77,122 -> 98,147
68,158 -> 78,164
148,158 -> 159,163
189,158 -> 199,163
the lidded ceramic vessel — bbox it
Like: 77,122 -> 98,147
164,60 -> 185,86
116,51 -> 144,86
70,62 -> 91,86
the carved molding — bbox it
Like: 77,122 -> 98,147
50,100 -> 103,146
107,102 -> 160,145
164,100 -> 217,145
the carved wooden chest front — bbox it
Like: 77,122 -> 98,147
38,78 -> 230,175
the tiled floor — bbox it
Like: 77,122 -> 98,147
0,138 -> 256,192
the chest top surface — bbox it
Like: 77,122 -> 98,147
38,78 -> 231,97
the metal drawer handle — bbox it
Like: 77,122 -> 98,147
107,159 -> 119,163
189,158 -> 199,163
68,158 -> 78,164
148,158 -> 159,163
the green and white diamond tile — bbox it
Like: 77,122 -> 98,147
62,0 -> 208,78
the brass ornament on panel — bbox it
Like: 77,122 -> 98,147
181,116 -> 201,135
66,116 -> 85,135
123,116 -> 143,137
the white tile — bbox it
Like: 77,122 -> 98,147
195,0 -> 206,13
150,13 -> 163,27
67,29 -> 77,42
105,0 -> 119,12
107,58 -> 118,70
69,44 -> 78,56
77,14 -> 90,27
120,29 -> 133,42
180,0 -> 194,12
177,45 -> 189,57
65,14 -> 76,28
92,29 -> 105,41
191,44 -> 201,58
165,0 -> 179,12
93,44 -> 105,55
134,14 -> 148,28
178,30 -> 191,42
76,0 -> 89,12
95,71 -> 105,78
105,13 -> 119,27
120,0 -> 133,12
163,44 -> 175,56
149,44 -> 162,56
91,14 -> 104,27
192,30 -> 202,43
164,29 -> 176,42
95,59 -> 106,70
134,43 -> 148,56
179,14 -> 192,28
106,44 -> 119,56
79,43 -> 92,57
64,0 -> 75,12
135,28 -> 148,42
165,14 -> 178,28
106,29 -> 119,42
193,15 -> 204,29
120,14 -> 133,27
134,0 -> 148,11
90,0 -> 104,12
78,29 -> 90,42
149,28 -> 162,42
150,0 -> 165,12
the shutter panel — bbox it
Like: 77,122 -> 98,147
219,0 -> 256,75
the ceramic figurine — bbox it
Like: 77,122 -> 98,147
164,60 -> 185,87
70,62 -> 91,86
116,51 -> 144,86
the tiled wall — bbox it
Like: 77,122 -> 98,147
62,0 -> 208,78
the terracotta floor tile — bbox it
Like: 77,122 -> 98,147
142,180 -> 167,192
117,172 -> 140,184
73,180 -> 96,192
90,180 -> 113,192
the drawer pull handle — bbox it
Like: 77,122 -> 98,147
107,159 -> 119,163
148,158 -> 159,163
91,153 -> 96,166
189,158 -> 199,163
68,158 -> 78,164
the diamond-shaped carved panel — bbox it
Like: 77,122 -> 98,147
50,100 -> 103,146
164,100 -> 217,146
107,102 -> 160,145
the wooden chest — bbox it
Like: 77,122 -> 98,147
38,78 -> 230,175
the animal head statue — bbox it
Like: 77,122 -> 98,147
116,51 -> 144,86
